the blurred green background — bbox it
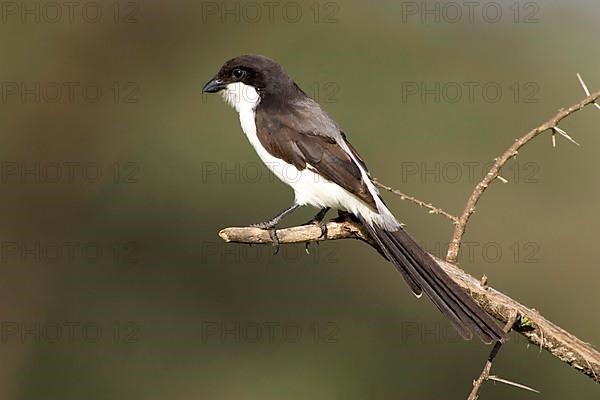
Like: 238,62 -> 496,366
0,0 -> 599,398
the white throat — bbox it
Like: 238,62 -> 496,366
221,82 -> 260,113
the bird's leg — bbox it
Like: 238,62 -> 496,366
250,203 -> 300,254
250,203 -> 301,228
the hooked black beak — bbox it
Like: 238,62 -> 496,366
202,78 -> 226,93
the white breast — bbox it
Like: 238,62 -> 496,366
221,82 -> 399,230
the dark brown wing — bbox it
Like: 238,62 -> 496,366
255,101 -> 377,210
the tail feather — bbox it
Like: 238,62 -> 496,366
359,218 -> 505,344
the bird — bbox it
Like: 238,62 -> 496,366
202,54 -> 505,343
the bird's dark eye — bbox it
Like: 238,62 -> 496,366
232,68 -> 245,79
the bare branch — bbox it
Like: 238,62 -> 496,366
218,220 -> 600,384
446,89 -> 600,263
219,220 -> 376,247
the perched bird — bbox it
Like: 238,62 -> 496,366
203,54 -> 504,343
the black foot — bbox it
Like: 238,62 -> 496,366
316,219 -> 328,238
303,208 -> 330,254
248,204 -> 301,254
304,217 -> 328,239
267,227 -> 280,255
250,221 -> 280,254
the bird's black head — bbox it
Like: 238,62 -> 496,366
202,55 -> 299,99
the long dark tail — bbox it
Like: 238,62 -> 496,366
359,218 -> 505,343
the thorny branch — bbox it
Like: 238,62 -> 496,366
219,221 -> 600,384
446,84 -> 600,263
217,78 -> 600,391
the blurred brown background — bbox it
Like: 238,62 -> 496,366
0,0 -> 599,398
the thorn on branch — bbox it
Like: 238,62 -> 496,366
577,73 -> 600,111
552,126 -> 580,147
487,376 -> 540,394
